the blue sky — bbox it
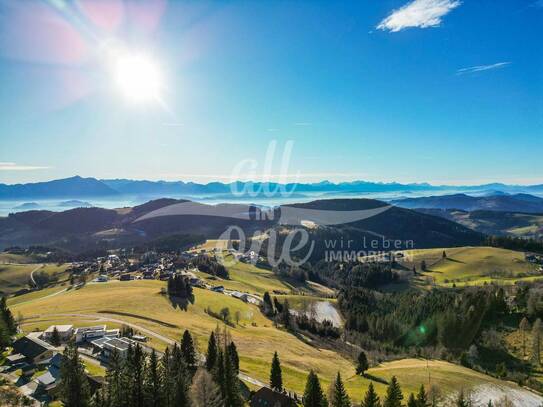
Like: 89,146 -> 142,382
0,0 -> 541,185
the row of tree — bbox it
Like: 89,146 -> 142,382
0,296 -> 16,351
58,328 -> 242,407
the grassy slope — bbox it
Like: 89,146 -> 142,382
8,279 -> 533,400
0,263 -> 38,295
0,262 -> 70,295
402,247 -> 541,287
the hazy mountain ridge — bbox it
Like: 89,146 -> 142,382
2,176 -> 543,201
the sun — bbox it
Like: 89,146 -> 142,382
113,53 -> 162,103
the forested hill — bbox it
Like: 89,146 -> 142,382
0,197 -> 484,254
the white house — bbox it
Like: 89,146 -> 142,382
43,325 -> 74,342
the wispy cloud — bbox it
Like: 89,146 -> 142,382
456,62 -> 511,75
377,0 -> 461,32
0,162 -> 50,171
293,122 -> 312,127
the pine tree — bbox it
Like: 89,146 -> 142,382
302,370 -> 327,407
206,331 -> 218,371
281,299 -> 292,329
181,330 -> 197,372
228,342 -> 239,375
361,382 -> 381,407
51,326 -> 61,346
407,393 -> 417,407
58,338 -> 91,407
212,349 -> 225,397
160,347 -> 175,407
270,351 -> 283,392
0,296 -> 16,334
189,368 -> 224,407
262,292 -> 275,316
105,349 -> 122,407
223,343 -> 243,407
383,376 -> 403,407
356,351 -> 369,376
328,372 -> 350,407
416,384 -> 429,407
144,349 -> 161,407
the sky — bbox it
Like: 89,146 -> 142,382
0,0 -> 541,186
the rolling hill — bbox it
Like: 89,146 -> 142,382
392,193 -> 543,213
0,198 -> 484,254
416,209 -> 543,239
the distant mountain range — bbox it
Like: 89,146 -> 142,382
1,176 -> 543,201
391,193 -> 543,213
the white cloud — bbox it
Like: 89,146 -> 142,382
377,0 -> 461,32
0,162 -> 50,171
456,62 -> 511,75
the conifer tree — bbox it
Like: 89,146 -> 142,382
181,329 -> 197,372
328,372 -> 350,407
407,393 -> 417,407
383,376 -> 403,407
416,384 -> 429,407
262,292 -> 274,316
223,343 -> 243,407
58,338 -> 91,407
361,382 -> 381,407
206,331 -> 218,371
302,370 -> 327,407
50,326 -> 61,346
0,297 -> 16,334
161,347 -> 175,407
270,351 -> 283,392
228,341 -> 239,375
106,350 -> 123,407
356,351 -> 369,376
144,349 -> 161,407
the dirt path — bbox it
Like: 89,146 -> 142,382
29,264 -> 44,287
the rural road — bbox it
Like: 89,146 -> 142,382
29,264 -> 44,287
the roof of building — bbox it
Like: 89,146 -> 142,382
250,388 -> 295,407
45,324 -> 73,333
6,353 -> 26,363
103,337 -> 132,352
74,325 -> 106,334
36,370 -> 57,386
12,335 -> 55,360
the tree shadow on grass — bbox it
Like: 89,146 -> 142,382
167,294 -> 194,311
362,373 -> 389,385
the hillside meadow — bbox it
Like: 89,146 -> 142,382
402,246 -> 541,287
8,279 -> 537,400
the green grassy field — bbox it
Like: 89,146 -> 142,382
402,247 -> 541,287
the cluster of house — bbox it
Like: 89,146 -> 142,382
2,323 -> 146,403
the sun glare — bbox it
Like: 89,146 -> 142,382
113,53 -> 162,103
